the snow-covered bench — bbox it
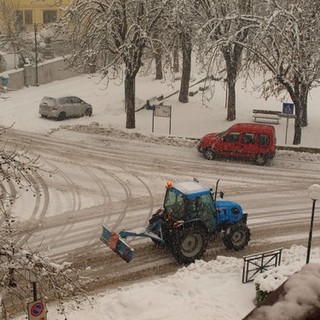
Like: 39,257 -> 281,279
252,109 -> 282,124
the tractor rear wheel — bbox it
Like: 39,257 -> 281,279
223,224 -> 250,251
172,225 -> 208,264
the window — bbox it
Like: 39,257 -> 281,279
24,10 -> 33,25
242,133 -> 255,144
59,97 -> 72,104
224,132 -> 240,143
15,10 -> 23,27
164,189 -> 185,219
258,134 -> 270,146
72,97 -> 82,104
43,10 -> 57,24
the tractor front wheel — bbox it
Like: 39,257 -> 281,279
172,225 -> 208,264
223,224 -> 250,251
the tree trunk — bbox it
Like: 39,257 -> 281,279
279,76 -> 303,145
125,75 -> 136,129
1,297 -> 7,320
155,52 -> 163,80
222,42 -> 244,121
300,83 -> 308,127
179,30 -> 192,103
292,100 -> 302,145
173,48 -> 179,73
227,81 -> 236,121
224,51 -> 237,121
290,80 -> 302,145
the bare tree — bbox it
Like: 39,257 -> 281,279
235,0 -> 320,144
194,0 -> 252,121
0,129 -> 85,319
167,0 -> 195,103
61,0 -> 170,129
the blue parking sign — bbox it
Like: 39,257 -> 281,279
283,103 -> 294,114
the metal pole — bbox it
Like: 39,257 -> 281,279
306,199 -> 316,264
32,281 -> 38,301
225,82 -> 228,109
34,23 -> 39,86
285,115 -> 289,144
169,106 -> 172,135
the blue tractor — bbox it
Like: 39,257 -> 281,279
101,179 -> 251,264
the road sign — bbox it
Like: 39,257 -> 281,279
282,103 -> 294,114
154,105 -> 172,117
28,300 -> 47,320
152,105 -> 172,135
282,103 -> 295,145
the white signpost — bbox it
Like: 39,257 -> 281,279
152,105 -> 172,135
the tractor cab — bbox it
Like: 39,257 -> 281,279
163,180 -> 217,232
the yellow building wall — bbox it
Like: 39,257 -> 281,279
1,0 -> 71,31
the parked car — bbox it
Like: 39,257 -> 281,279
197,123 -> 276,165
39,96 -> 93,121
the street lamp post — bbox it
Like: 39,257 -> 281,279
34,23 -> 39,86
34,22 -> 45,86
306,184 -> 320,264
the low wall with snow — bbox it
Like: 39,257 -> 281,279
0,57 -> 80,91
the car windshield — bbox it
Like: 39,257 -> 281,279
216,130 -> 227,139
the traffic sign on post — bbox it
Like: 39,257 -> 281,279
152,105 -> 172,135
282,102 -> 294,114
282,103 -> 295,144
27,300 -> 47,320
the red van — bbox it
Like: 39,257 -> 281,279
197,123 -> 276,165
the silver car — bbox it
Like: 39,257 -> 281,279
39,96 -> 93,121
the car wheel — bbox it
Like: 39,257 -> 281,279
85,108 -> 92,116
255,154 -> 267,166
203,148 -> 216,160
57,112 -> 66,121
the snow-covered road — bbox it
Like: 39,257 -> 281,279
4,126 -> 319,293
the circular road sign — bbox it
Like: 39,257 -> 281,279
30,301 -> 44,317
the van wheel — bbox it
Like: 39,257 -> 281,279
203,149 -> 216,160
57,112 -> 66,121
255,154 -> 267,166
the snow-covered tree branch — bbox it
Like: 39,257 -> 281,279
0,128 -> 86,319
60,0 -> 171,129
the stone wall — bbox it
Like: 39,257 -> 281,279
0,57 -> 80,92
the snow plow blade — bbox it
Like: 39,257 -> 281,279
100,226 -> 135,263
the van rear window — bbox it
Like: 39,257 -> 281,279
258,134 -> 270,146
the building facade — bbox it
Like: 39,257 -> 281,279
0,0 -> 70,32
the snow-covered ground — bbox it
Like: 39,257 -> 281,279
2,71 -> 319,320
0,71 -> 319,148
17,246 -> 320,320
